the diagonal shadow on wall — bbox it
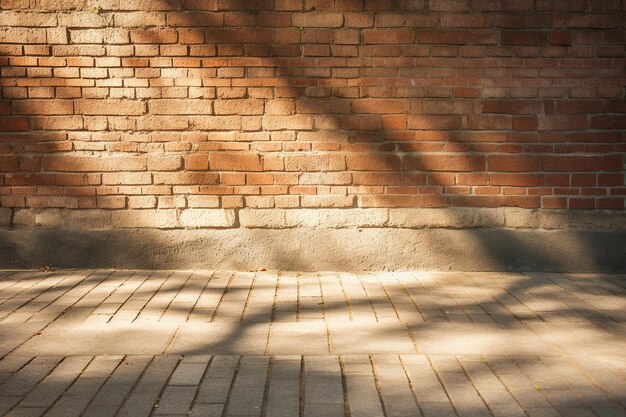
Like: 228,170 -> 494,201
0,0 -> 625,271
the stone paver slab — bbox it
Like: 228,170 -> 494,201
268,322 -> 329,355
0,269 -> 624,417
329,322 -> 417,354
411,323 -> 559,356
12,323 -> 176,356
0,323 -> 46,357
167,323 -> 270,355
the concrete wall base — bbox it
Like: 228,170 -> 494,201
1,228 -> 624,272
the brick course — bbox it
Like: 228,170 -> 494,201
0,1 -> 624,217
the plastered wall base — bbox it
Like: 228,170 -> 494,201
1,228 -> 624,273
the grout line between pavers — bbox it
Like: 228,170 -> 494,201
220,355 -> 243,417
338,355 -> 352,417
259,355 -> 273,417
369,355 -> 390,417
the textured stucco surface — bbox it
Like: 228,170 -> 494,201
1,228 -> 624,272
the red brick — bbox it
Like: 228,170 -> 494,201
360,195 -> 448,208
451,195 -> 540,208
214,100 -> 264,115
542,196 -> 567,209
346,154 -> 401,171
210,152 -> 262,171
542,156 -> 603,172
363,28 -> 415,44
3,5 -> 623,216
590,115 -> 626,129
185,155 -> 209,171
598,174 -> 624,186
428,0 -> 469,11
97,196 -> 127,209
0,117 -> 30,131
403,154 -> 479,172
488,155 -> 541,172
550,31 -> 573,46
0,157 -> 20,172
481,100 -> 542,115
130,29 -> 177,44
597,198 -> 624,210
501,30 -> 548,45
43,156 -> 147,172
147,155 -> 183,171
351,99 -> 409,114
75,99 -> 146,115
292,13 -> 344,28
490,173 -> 544,186
468,115 -> 511,130
149,100 -> 212,115
102,173 -> 151,185
568,198 -> 595,210
408,115 -> 461,130
513,116 -> 538,131
154,173 -> 218,185
284,154 -> 345,171
12,100 -> 73,115
418,30 -> 471,45
538,115 -> 588,131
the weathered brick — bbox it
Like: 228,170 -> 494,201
2,3 -> 622,220
363,28 -> 415,44
43,156 -> 147,172
70,29 -> 129,44
210,153 -> 262,171
284,154 -> 345,171
75,100 -> 146,115
0,27 -> 47,43
147,155 -> 183,171
501,30 -> 548,45
292,13 -> 344,28
12,100 -> 73,115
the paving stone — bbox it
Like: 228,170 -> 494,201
412,323 -> 557,356
64,356 -> 123,397
419,402 -> 459,417
0,323 -> 46,357
304,371 -> 343,405
155,386 -> 196,415
225,357 -> 269,416
329,322 -> 416,354
6,407 -> 46,417
401,355 -> 454,404
268,322 -> 329,355
13,323 -> 177,356
168,323 -> 270,355
0,396 -> 20,416
117,355 -> 179,417
190,403 -> 224,416
0,356 -> 63,396
46,395 -> 94,417
373,355 -> 420,417
344,365 -> 385,417
304,403 -> 346,417
0,269 -> 623,417
85,356 -> 151,410
266,358 -> 301,417
437,371 -> 492,417
168,361 -> 208,385
19,356 -> 91,407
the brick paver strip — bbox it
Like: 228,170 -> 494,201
0,270 -> 624,416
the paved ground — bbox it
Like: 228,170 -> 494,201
0,270 -> 624,417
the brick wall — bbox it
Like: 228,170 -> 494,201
1,0 -> 625,230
